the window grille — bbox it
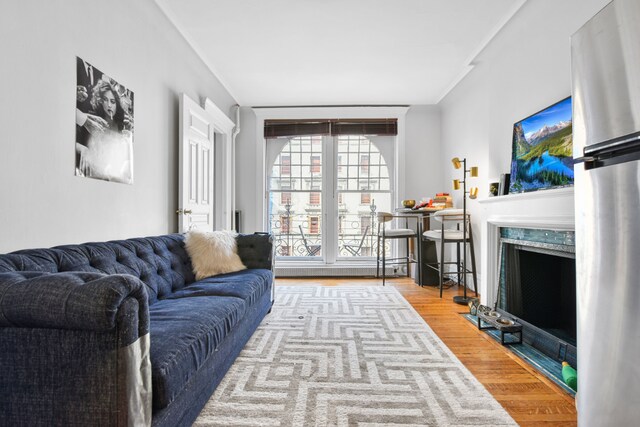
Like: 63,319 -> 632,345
266,134 -> 392,260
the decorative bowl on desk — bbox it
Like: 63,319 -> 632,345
401,199 -> 416,208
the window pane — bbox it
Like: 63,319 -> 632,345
360,154 -> 370,173
348,165 -> 358,179
311,156 -> 321,173
268,136 -> 324,258
309,192 -> 320,206
379,178 -> 390,191
347,177 -> 358,191
335,136 -> 392,258
281,156 -> 291,175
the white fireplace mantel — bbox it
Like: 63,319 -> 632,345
478,186 -> 574,206
477,187 -> 575,306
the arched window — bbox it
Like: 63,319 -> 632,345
267,135 -> 392,259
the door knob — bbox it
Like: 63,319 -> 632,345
176,209 -> 193,215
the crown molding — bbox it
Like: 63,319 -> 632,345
436,0 -> 528,104
153,0 -> 241,104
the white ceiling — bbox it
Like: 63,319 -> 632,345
155,0 -> 525,106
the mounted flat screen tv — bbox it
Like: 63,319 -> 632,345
509,97 -> 573,193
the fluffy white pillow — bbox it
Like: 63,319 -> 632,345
184,230 -> 246,280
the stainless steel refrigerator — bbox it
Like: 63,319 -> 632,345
572,0 -> 640,425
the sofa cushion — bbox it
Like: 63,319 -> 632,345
149,295 -> 246,410
165,269 -> 272,308
185,230 -> 246,280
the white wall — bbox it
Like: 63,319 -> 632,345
439,0 -> 610,295
234,106 -> 442,235
235,107 -> 259,233
404,106 -> 443,203
0,0 -> 236,252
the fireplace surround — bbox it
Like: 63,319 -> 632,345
477,187 -> 576,392
480,187 -> 575,306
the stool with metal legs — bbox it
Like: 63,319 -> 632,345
422,209 -> 478,298
376,212 -> 422,286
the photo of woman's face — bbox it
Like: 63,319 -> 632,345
76,57 -> 134,185
102,90 -> 117,119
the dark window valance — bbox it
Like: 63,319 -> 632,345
263,121 -> 331,138
264,118 -> 397,138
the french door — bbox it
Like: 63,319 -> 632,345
267,134 -> 393,263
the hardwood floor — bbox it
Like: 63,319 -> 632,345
276,276 -> 577,426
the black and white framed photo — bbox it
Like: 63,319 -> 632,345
75,57 -> 134,184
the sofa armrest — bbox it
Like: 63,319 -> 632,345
0,271 -> 152,425
0,271 -> 149,341
236,232 -> 274,271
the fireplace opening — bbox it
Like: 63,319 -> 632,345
503,248 -> 576,346
498,233 -> 577,366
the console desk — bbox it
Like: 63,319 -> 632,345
394,208 -> 444,286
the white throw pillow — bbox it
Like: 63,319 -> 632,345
184,230 -> 246,280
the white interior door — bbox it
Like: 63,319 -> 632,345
178,94 -> 215,232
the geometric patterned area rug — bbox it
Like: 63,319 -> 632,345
194,286 -> 517,426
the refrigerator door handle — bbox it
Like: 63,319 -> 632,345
577,131 -> 640,170
573,155 -> 596,165
583,132 -> 640,157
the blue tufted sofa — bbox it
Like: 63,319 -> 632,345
0,232 -> 274,426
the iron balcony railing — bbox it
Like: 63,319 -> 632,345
269,212 -> 391,258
